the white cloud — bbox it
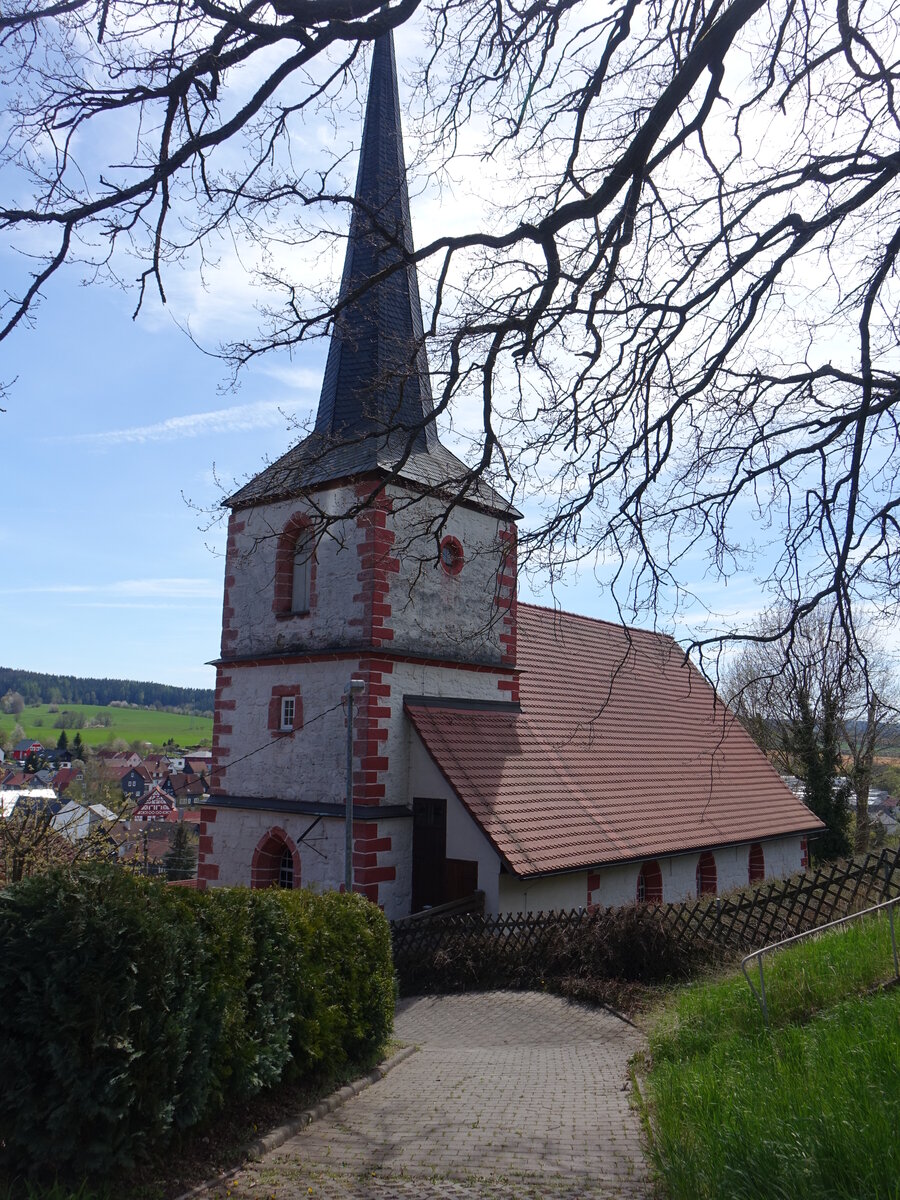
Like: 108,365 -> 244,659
67,399 -> 295,447
260,364 -> 321,392
0,578 -> 219,599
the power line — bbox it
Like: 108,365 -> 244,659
214,696 -> 347,775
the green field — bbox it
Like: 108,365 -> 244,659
644,911 -> 900,1199
0,703 -> 212,750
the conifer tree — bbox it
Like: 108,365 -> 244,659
163,823 -> 197,882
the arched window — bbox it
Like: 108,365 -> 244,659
251,828 -> 300,890
748,842 -> 765,883
278,844 -> 294,889
291,532 -> 312,613
696,851 -> 717,896
636,860 -> 663,904
274,513 -> 316,617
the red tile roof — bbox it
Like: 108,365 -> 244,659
52,767 -> 81,794
406,603 -> 824,877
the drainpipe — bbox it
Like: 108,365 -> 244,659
344,677 -> 366,894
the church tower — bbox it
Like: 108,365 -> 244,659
199,33 -> 519,915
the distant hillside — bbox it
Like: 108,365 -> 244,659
0,703 -> 212,750
0,667 -> 213,716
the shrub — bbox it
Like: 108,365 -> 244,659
392,904 -> 727,997
0,866 -> 393,1178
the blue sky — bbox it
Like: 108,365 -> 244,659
0,264 -> 326,688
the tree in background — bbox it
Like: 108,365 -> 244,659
1,1 -> 899,660
69,758 -> 125,815
56,730 -> 68,754
0,799 -> 74,884
163,823 -> 198,883
725,615 -> 896,859
71,732 -> 84,761
23,750 -> 42,775
837,659 -> 899,852
1,692 -> 25,716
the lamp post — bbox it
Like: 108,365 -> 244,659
344,677 -> 365,894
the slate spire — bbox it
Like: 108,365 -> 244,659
314,31 -> 437,452
225,34 -> 518,515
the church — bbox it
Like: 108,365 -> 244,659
199,33 -> 822,917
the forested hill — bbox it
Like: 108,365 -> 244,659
0,668 -> 213,715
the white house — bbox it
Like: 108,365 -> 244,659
52,800 -> 117,842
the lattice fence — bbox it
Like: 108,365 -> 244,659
389,847 -> 900,995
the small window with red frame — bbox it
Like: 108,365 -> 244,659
439,535 -> 464,576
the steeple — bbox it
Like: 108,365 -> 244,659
227,32 -> 517,516
315,31 -> 437,452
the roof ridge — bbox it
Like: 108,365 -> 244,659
518,600 -> 679,642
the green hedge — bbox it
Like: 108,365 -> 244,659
0,866 -> 394,1177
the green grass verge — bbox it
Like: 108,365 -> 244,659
0,705 -> 212,750
644,911 -> 900,1200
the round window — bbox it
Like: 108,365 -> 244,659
439,535 -> 464,576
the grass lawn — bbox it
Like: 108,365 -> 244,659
0,704 -> 212,749
642,910 -> 900,1200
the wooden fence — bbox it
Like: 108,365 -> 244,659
389,847 -> 900,994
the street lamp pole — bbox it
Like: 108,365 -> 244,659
344,677 -> 365,894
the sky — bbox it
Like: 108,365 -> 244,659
0,29 -> 771,692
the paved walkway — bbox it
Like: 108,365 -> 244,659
207,992 -> 651,1200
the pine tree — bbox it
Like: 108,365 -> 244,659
56,730 -> 68,754
71,731 -> 84,761
163,823 -> 197,882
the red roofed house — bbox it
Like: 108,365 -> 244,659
12,739 -> 43,763
199,33 -> 823,915
132,785 -> 178,824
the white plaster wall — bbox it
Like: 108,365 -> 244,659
385,660 -> 506,805
494,836 -> 807,914
498,870 -> 589,915
374,817 -> 413,920
408,734 -> 501,912
211,808 -> 341,892
749,835 -> 805,883
220,655 -> 507,806
588,835 -> 806,907
210,806 -> 414,919
385,486 -> 509,663
227,487 -> 364,658
589,861 -> 644,908
226,485 -> 511,664
220,660 -> 352,803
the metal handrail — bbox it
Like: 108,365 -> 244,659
741,894 -> 900,1026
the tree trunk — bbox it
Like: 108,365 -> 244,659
855,779 -> 871,853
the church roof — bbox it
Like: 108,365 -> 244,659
228,34 -> 517,518
406,604 -> 824,878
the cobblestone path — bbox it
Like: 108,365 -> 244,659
206,992 -> 652,1200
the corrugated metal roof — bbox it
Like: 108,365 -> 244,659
406,604 -> 824,877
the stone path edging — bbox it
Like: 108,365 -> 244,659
173,1043 -> 417,1200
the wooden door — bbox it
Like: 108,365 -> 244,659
412,797 -> 447,912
